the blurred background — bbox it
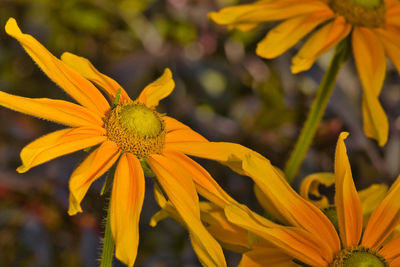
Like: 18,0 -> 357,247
0,0 -> 399,266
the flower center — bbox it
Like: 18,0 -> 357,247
332,246 -> 388,267
330,0 -> 386,28
104,102 -> 165,158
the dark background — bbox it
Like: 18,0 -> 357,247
0,0 -> 399,266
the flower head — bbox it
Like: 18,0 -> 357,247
210,0 -> 400,146
2,18 -> 235,267
221,132 -> 400,266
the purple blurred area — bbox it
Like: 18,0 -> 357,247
0,0 -> 399,266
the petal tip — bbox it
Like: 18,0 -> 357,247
16,165 -> 28,173
5,18 -> 20,36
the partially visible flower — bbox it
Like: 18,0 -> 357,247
222,132 -> 400,266
210,0 -> 400,146
1,18 -> 239,267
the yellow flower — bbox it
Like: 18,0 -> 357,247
210,0 -> 400,146
222,132 -> 400,266
2,18 -> 234,267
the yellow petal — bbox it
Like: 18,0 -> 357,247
148,154 -> 227,267
254,184 -> 290,224
209,0 -> 331,26
61,52 -> 130,104
374,27 -> 400,73
352,27 -> 388,146
256,10 -> 334,59
200,202 -> 251,253
161,150 -> 234,208
379,236 -> 400,263
362,174 -> 400,249
291,16 -> 351,73
0,91 -> 104,127
68,141 -> 120,215
166,141 -> 341,254
164,117 -> 208,143
386,5 -> 400,27
225,204 -> 332,266
110,153 -> 145,267
5,18 -> 110,116
239,247 -> 297,267
334,132 -> 363,248
300,172 -> 335,209
17,126 -> 106,173
137,68 -> 175,108
358,184 -> 388,217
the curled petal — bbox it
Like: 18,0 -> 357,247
137,69 -> 175,108
300,172 -> 335,209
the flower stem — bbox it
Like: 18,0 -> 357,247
284,38 -> 350,184
100,198 -> 114,267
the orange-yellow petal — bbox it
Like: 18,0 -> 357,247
358,184 -> 388,217
379,236 -> 400,263
256,10 -> 334,59
137,68 -> 175,108
374,27 -> 400,73
5,18 -> 110,116
68,141 -> 120,215
334,132 -> 363,248
386,4 -> 400,27
239,247 -> 297,267
225,204 -> 331,266
299,172 -> 335,209
17,126 -> 106,173
166,141 -> 341,254
352,27 -> 388,146
110,153 -> 144,267
0,91 -> 104,127
161,149 -> 234,208
209,0 -> 331,26
362,174 -> 400,249
148,154 -> 227,267
60,52 -> 130,103
291,16 -> 351,73
164,117 -> 208,143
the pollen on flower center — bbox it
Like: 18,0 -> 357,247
332,246 -> 388,267
103,102 -> 165,158
330,0 -> 386,28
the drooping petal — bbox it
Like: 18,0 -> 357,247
17,126 -> 106,173
379,236 -> 400,263
0,91 -> 104,127
291,16 -> 351,73
256,10 -> 334,59
334,132 -> 363,248
239,247 -> 297,267
200,202 -> 251,253
352,27 -> 388,146
148,154 -> 227,267
110,153 -> 145,267
299,172 -> 335,209
362,174 -> 400,249
161,149 -> 234,208
68,141 -> 120,215
61,52 -> 130,103
137,69 -> 175,108
5,18 -> 110,115
374,26 -> 400,73
164,116 -> 208,143
166,141 -> 341,254
225,204 -> 332,266
209,0 -> 331,26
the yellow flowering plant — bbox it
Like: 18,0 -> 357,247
210,0 -> 400,182
0,17 -> 252,267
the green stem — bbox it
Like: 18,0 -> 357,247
284,38 -> 350,184
100,199 -> 114,267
